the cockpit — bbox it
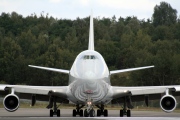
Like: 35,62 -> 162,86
70,50 -> 109,79
83,55 -> 96,60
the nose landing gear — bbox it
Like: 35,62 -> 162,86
84,101 -> 95,117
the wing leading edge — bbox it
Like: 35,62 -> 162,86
28,65 -> 69,74
110,65 -> 154,75
0,85 -> 68,97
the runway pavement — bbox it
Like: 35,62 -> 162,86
0,108 -> 179,120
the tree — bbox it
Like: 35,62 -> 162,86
152,2 -> 177,26
152,25 -> 174,41
0,36 -> 22,84
1,10 -> 180,87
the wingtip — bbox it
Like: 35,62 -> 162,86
28,65 -> 34,67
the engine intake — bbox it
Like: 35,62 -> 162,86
160,95 -> 176,113
3,94 -> 19,112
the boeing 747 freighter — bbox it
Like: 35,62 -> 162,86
0,12 -> 180,117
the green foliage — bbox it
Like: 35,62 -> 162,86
153,1 -> 177,26
0,1 -> 180,86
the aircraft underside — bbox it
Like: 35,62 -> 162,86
47,83 -> 132,117
46,95 -> 132,117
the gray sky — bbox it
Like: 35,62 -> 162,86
0,0 -> 180,20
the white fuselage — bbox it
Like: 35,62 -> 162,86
67,50 -> 112,104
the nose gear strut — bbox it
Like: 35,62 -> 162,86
84,93 -> 95,117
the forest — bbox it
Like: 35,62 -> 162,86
0,1 -> 180,87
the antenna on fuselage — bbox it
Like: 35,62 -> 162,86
88,10 -> 94,51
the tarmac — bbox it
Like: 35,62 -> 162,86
0,108 -> 179,120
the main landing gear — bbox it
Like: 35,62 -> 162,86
120,97 -> 133,117
47,96 -> 60,117
96,104 -> 108,117
120,109 -> 131,117
72,104 -> 84,117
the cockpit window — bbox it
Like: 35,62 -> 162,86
83,55 -> 96,59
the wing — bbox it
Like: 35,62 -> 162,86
28,65 -> 69,74
0,84 -> 68,102
0,84 -> 69,112
110,65 -> 154,75
112,85 -> 180,100
111,85 -> 180,112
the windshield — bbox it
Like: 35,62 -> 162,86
83,55 -> 96,60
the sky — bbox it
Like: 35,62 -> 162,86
0,0 -> 180,20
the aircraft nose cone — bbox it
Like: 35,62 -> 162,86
84,71 -> 96,79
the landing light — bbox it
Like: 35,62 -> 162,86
87,102 -> 92,105
124,90 -> 128,93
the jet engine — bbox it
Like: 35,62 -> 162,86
3,94 -> 19,112
160,95 -> 177,113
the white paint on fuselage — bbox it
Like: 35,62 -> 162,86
67,50 -> 112,104
70,50 -> 109,80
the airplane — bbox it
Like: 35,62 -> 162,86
0,12 -> 180,117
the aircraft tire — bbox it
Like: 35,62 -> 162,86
127,110 -> 131,117
120,110 -> 123,117
104,109 -> 108,117
90,109 -> 95,117
57,109 -> 60,117
97,109 -> 101,116
50,109 -> 53,117
84,109 -> 89,117
80,109 -> 83,117
73,109 -> 76,117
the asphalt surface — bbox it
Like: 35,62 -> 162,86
0,108 -> 179,120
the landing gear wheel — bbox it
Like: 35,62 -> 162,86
80,109 -> 83,117
104,109 -> 108,117
127,110 -> 131,117
84,109 -> 88,117
48,97 -> 61,117
50,109 -> 53,117
96,104 -> 109,117
97,109 -> 101,116
57,109 -> 60,117
119,97 -> 133,117
73,109 -> 76,117
120,109 -> 131,117
73,104 -> 85,117
90,109 -> 95,117
120,110 -> 123,117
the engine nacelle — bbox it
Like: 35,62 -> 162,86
3,94 -> 19,112
160,95 -> 177,113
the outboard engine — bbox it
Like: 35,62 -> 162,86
160,95 -> 177,113
3,94 -> 19,112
